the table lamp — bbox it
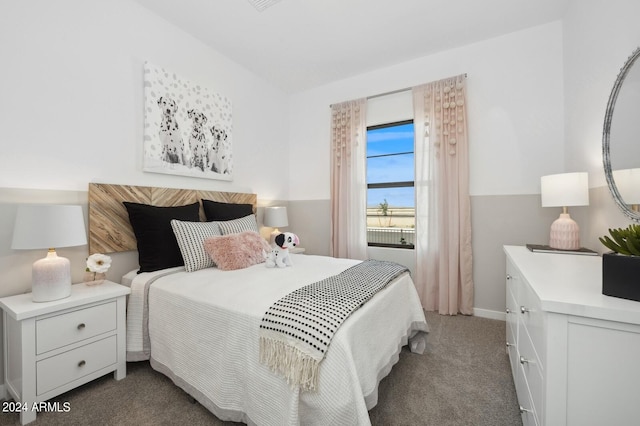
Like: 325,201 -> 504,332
11,204 -> 88,302
541,172 -> 589,250
612,168 -> 640,211
263,206 -> 288,243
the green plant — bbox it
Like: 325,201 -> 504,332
378,199 -> 389,216
377,199 -> 393,227
599,224 -> 640,256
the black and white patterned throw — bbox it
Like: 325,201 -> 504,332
259,259 -> 409,391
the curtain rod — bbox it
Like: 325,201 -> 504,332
368,73 -> 467,100
330,73 -> 467,107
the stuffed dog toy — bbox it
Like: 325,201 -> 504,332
265,232 -> 299,268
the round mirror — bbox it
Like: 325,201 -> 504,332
603,47 -> 640,221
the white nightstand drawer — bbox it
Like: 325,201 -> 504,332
36,301 -> 116,354
36,335 -> 117,395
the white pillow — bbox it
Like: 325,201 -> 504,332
217,214 -> 260,235
170,220 -> 222,272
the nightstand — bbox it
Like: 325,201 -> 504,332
0,281 -> 130,425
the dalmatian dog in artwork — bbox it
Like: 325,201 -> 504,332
209,126 -> 230,174
187,109 -> 209,171
158,96 -> 185,165
265,232 -> 299,268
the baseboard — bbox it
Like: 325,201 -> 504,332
473,308 -> 505,321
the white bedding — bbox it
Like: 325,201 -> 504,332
123,254 -> 428,425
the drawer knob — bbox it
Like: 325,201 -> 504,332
506,274 -> 512,280
519,356 -> 530,365
519,405 -> 532,414
505,308 -> 511,314
77,323 -> 86,330
78,360 -> 86,368
506,342 -> 514,348
520,306 -> 529,314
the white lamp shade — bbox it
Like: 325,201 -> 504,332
612,168 -> 640,205
540,172 -> 589,207
12,204 -> 87,250
263,206 -> 288,228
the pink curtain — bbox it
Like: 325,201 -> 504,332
413,75 -> 473,315
330,99 -> 368,260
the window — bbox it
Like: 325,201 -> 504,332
366,120 -> 415,249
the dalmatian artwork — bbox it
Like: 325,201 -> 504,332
143,61 -> 233,181
266,232 -> 300,268
187,109 -> 209,171
158,96 -> 186,165
210,125 -> 230,175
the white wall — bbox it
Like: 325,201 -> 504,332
0,0 -> 289,199
289,21 -> 565,200
562,0 -> 640,249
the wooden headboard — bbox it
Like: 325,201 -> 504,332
88,183 -> 257,254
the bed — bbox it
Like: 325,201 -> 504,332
88,183 -> 429,425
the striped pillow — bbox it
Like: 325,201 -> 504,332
218,214 -> 260,235
170,220 -> 222,272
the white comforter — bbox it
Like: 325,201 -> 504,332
123,254 -> 428,426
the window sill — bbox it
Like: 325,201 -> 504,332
367,243 -> 414,250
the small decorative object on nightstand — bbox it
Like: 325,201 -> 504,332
83,253 -> 112,286
0,281 -> 130,425
289,247 -> 306,254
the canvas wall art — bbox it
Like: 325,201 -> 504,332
143,62 -> 233,181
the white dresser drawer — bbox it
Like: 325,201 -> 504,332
506,287 -> 518,346
506,259 -> 519,302
518,278 -> 544,367
514,359 -> 539,426
36,335 -> 117,395
506,341 -> 519,382
506,260 -> 519,347
518,322 -> 543,421
36,301 -> 116,354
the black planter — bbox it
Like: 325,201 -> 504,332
602,252 -> 640,302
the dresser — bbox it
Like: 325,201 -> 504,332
0,281 -> 130,425
504,245 -> 640,426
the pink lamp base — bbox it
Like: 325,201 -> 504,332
549,213 -> 580,250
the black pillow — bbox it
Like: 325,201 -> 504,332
123,201 -> 200,273
202,199 -> 253,221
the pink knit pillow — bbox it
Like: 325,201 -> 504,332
203,231 -> 271,271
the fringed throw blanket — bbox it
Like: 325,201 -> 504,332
259,259 -> 409,391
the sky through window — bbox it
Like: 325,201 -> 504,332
366,122 -> 415,209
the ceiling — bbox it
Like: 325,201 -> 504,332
133,0 -> 568,93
